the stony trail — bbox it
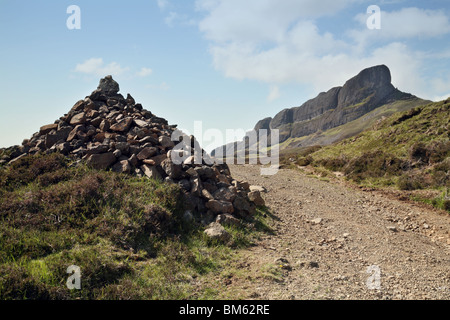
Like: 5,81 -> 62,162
225,165 -> 450,300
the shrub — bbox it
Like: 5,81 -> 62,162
409,140 -> 450,165
0,153 -> 68,190
397,174 -> 426,190
296,156 -> 312,166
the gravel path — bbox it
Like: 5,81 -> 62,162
226,165 -> 450,300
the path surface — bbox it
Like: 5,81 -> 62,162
226,165 -> 450,300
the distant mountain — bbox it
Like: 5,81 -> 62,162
212,65 -> 430,157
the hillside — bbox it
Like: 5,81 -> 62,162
288,99 -> 450,211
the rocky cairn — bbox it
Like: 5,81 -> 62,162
2,76 -> 264,228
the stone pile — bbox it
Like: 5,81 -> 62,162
2,76 -> 265,224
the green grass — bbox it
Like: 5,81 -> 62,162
411,189 -> 450,212
0,153 -> 274,299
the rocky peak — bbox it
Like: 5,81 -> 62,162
337,64 -> 394,109
257,65 -> 402,142
210,65 -> 424,157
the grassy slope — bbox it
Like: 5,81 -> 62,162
287,99 -> 450,211
0,153 -> 273,300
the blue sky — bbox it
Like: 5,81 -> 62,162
1,0 -> 450,151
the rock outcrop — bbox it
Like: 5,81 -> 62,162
266,65 -> 399,141
212,65 -> 428,156
1,76 -> 264,224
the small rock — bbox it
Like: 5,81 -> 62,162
388,226 -> 398,232
70,112 -> 86,125
216,213 -> 240,227
161,158 -> 183,179
149,154 -> 167,166
112,160 -> 131,174
99,119 -> 110,132
114,142 -> 129,155
239,181 -> 250,190
249,185 -> 266,193
204,222 -> 231,242
39,124 -> 58,135
113,149 -> 122,158
137,147 -> 158,160
141,164 -> 162,180
71,100 -> 85,112
128,154 -> 138,167
133,119 -> 148,128
213,187 -> 236,202
142,159 -> 156,166
206,200 -> 234,214
86,152 -> 116,170
311,218 -> 323,225
202,189 -> 214,200
159,136 -> 175,149
110,117 -> 133,132
247,190 -> 265,206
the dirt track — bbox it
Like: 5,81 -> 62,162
226,165 -> 450,300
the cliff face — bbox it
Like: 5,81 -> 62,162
269,65 -> 398,142
212,65 -> 429,157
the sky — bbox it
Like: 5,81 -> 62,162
1,0 -> 450,152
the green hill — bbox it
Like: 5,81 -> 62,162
287,99 -> 450,211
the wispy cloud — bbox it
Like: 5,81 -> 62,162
75,58 -> 153,80
136,67 -> 153,77
267,85 -> 280,102
165,11 -> 196,27
157,0 -> 169,10
74,58 -> 129,77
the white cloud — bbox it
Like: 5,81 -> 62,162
136,67 -> 153,77
164,11 -> 178,27
267,85 -> 280,102
157,0 -> 169,10
197,1 -> 450,100
165,11 -> 196,27
75,58 -> 129,77
197,0 -> 356,44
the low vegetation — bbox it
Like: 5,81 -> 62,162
282,99 -> 450,212
0,153 -> 273,299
